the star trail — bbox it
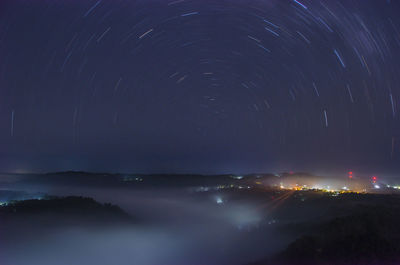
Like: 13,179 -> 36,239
0,0 -> 399,175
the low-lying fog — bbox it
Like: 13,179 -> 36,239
1,174 -> 298,265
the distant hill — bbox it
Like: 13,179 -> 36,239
20,171 -> 317,189
45,171 -> 121,176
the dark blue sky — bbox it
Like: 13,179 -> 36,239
0,0 -> 400,175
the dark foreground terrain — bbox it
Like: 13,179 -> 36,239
0,196 -> 134,243
2,194 -> 400,265
253,203 -> 400,265
2,173 -> 400,265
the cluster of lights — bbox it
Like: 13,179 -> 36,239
278,184 -> 362,194
217,184 -> 250,190
195,184 -> 251,193
122,176 -> 143,182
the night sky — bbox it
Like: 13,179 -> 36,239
1,0 -> 400,175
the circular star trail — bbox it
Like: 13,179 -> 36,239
0,0 -> 399,174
